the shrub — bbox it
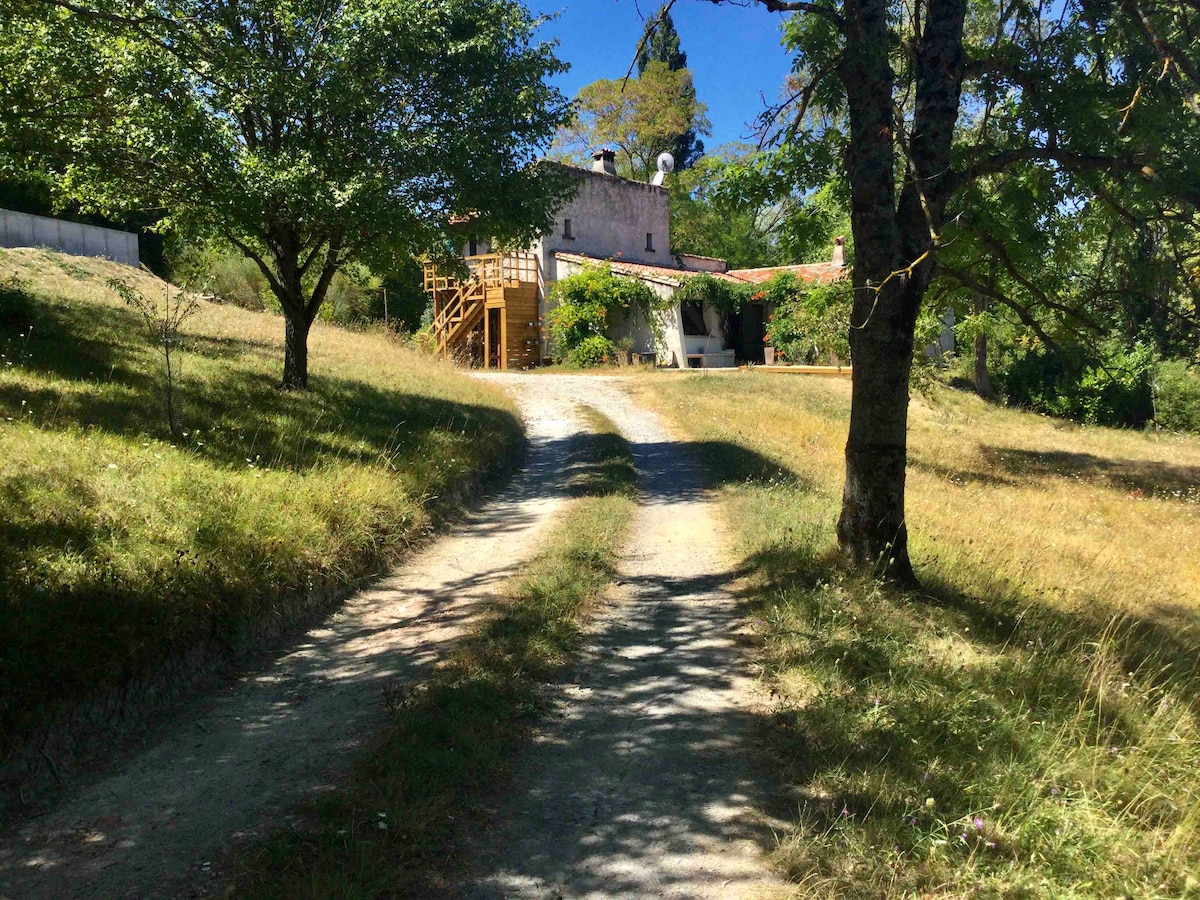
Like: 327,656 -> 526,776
547,265 -> 661,365
995,339 -> 1156,427
1153,359 -> 1200,432
764,279 -> 852,363
547,299 -> 608,356
567,335 -> 617,368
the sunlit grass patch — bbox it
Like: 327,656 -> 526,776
632,371 -> 1200,897
233,406 -> 637,898
0,247 -> 522,746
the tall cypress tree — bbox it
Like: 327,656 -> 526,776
636,6 -> 704,168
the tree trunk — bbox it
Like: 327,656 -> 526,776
973,293 -> 993,398
837,290 -> 917,583
282,306 -> 310,390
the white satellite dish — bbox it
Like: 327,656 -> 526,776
652,151 -> 675,185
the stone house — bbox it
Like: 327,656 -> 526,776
422,149 -> 846,368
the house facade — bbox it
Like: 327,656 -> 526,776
422,150 -> 846,369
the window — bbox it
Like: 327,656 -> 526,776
681,301 -> 707,336
468,236 -> 478,256
563,218 -> 574,240
645,232 -> 655,252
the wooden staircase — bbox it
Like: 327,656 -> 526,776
423,252 -> 541,365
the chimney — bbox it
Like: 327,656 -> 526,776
592,148 -> 617,176
832,235 -> 846,267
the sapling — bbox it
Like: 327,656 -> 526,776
108,278 -> 198,438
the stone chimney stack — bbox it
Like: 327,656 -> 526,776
592,149 -> 617,176
832,235 -> 846,267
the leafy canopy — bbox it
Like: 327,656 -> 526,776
2,0 -> 572,387
552,61 -> 710,182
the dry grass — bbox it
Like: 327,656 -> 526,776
631,370 -> 1200,898
0,248 -> 522,746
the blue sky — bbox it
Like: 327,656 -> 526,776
525,1 -> 796,149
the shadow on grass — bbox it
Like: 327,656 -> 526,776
0,286 -> 521,472
687,435 -> 1200,891
981,444 -> 1200,498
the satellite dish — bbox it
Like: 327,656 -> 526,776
652,152 -> 675,185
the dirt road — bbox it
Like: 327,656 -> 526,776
0,374 -> 784,900
450,375 -> 785,899
0,381 -> 586,900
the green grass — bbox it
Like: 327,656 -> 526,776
632,372 -> 1200,899
0,248 -> 522,748
232,405 -> 637,898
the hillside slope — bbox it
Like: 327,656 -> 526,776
0,248 -> 522,759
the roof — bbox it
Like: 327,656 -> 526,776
726,262 -> 846,285
555,251 -> 847,289
553,252 -> 744,287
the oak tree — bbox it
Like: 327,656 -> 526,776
700,0 -> 1199,581
2,0 -> 572,389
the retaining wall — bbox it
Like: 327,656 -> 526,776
1,207 -> 140,267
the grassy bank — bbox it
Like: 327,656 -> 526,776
0,247 -> 522,747
633,372 -> 1200,897
234,406 -> 637,897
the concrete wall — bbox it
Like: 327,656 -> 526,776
1,208 -> 139,267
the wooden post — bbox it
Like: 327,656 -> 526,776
483,304 -> 491,370
500,307 -> 508,370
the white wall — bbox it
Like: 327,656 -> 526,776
535,167 -> 670,282
1,208 -> 139,267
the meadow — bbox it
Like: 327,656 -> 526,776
0,248 -> 522,748
634,371 -> 1200,898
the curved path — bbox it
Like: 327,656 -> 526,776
450,375 -> 785,900
0,374 -> 785,900
0,381 -> 586,900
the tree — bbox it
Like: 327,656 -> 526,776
2,0 -> 572,389
637,5 -> 705,168
554,60 -> 711,181
700,0 -> 1199,581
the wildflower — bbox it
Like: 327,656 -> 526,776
973,817 -> 984,831
922,772 -> 932,782
925,797 -> 936,809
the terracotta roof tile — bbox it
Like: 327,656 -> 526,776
726,263 -> 847,285
553,252 -> 848,289
553,252 -> 744,285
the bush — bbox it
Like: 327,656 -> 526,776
546,265 -> 661,365
547,299 -> 608,356
995,339 -> 1156,428
764,278 -> 852,363
1153,359 -> 1200,432
567,335 -> 616,368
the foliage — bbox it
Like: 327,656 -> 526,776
553,61 -> 710,182
703,0 -> 1200,578
994,339 -> 1158,428
1153,359 -> 1200,432
636,370 -> 1200,898
635,5 -> 703,169
2,0 -> 573,388
568,335 -> 618,368
673,272 -> 753,314
547,265 -> 663,367
0,247 -> 521,748
763,277 -> 852,363
232,408 -> 636,897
